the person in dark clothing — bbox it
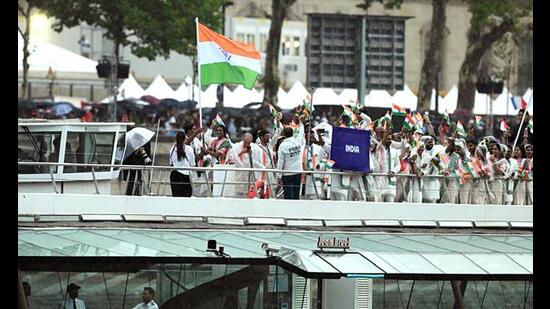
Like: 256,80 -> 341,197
122,143 -> 152,195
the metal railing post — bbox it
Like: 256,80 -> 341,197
91,166 -> 100,194
49,169 -> 59,194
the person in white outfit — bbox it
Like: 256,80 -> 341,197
229,133 -> 265,197
169,131 -> 196,197
373,128 -> 401,202
302,129 -> 328,199
488,143 -> 510,205
419,136 -> 442,203
277,127 -> 304,199
132,287 -> 159,309
59,283 -> 85,309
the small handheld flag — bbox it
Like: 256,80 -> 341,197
403,113 -> 415,131
455,121 -> 467,137
499,116 -> 510,132
391,103 -> 407,116
511,96 -> 528,110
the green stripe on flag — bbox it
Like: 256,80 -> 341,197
200,62 -> 259,89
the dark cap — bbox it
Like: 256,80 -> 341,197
67,283 -> 81,290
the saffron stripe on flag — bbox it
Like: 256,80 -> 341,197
198,42 -> 261,72
198,23 -> 260,59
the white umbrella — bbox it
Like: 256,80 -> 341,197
124,127 -> 155,159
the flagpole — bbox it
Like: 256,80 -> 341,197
512,91 -> 533,152
195,17 -> 203,129
307,87 -> 320,199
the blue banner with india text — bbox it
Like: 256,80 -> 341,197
330,127 -> 371,172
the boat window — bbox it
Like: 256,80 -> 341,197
113,132 -> 126,169
18,131 -> 61,174
67,132 -> 115,172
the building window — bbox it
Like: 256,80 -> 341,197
236,33 -> 245,44
284,64 -> 298,72
365,17 -> 406,91
306,14 -> 407,91
246,34 -> 255,46
260,34 -> 268,53
282,36 -> 291,56
292,36 -> 300,56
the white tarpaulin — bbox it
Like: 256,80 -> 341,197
143,74 -> 177,99
118,74 -> 145,100
18,32 -> 98,74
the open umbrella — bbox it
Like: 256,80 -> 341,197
51,102 -> 75,117
124,127 -> 155,159
141,95 -> 160,105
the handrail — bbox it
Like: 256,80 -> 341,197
18,161 -> 531,181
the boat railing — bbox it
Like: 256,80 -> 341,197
18,161 -> 533,204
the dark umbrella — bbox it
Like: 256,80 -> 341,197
159,98 -> 182,109
51,102 -> 75,117
180,100 -> 198,110
141,95 -> 160,105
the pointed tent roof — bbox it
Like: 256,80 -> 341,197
18,31 -> 98,74
174,81 -> 190,101
286,81 -> 310,108
118,74 -> 145,100
337,89 -> 358,107
143,74 -> 177,99
365,89 -> 393,108
311,88 -> 339,106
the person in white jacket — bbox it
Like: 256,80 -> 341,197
277,127 -> 304,199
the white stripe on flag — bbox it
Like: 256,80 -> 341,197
198,41 -> 261,73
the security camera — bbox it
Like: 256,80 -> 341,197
261,243 -> 281,256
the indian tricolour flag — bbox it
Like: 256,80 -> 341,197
392,103 -> 407,116
403,113 -> 415,131
197,20 -> 261,90
455,121 -> 467,137
499,116 -> 509,132
464,161 -> 479,178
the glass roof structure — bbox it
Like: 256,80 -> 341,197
19,228 -> 532,280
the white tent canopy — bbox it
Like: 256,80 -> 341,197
18,32 -> 98,74
391,85 -> 417,110
174,81 -> 190,101
118,74 -> 145,100
338,89 -> 359,106
143,74 -> 177,99
311,88 -> 339,106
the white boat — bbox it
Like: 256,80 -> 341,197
17,119 -> 533,309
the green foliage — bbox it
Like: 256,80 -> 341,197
35,0 -> 224,61
356,0 -> 403,11
468,0 -> 531,31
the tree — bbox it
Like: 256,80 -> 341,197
416,0 -> 447,112
36,0 -> 223,114
123,0 -> 223,93
262,0 -> 297,106
456,0 -> 532,112
18,0 -> 35,100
